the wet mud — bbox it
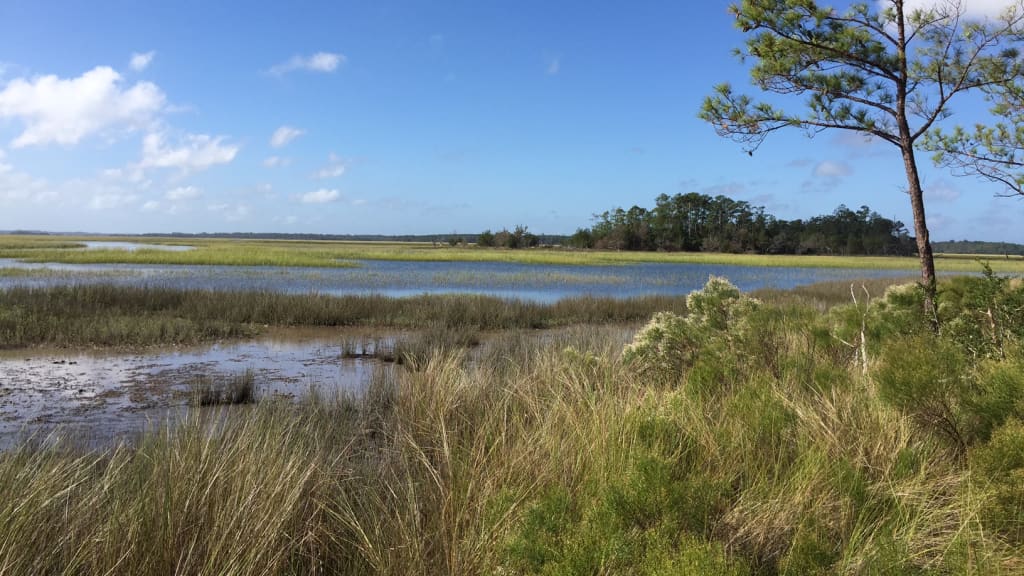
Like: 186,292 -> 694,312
0,327 -> 394,449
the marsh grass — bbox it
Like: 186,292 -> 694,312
751,275 -> 917,310
5,233 -> 1024,272
191,369 -> 257,406
0,236 -> 86,250
339,336 -> 399,361
0,267 -> 142,278
0,284 -> 685,348
1,280 -> 1023,573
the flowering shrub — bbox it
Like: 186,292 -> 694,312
623,276 -> 759,375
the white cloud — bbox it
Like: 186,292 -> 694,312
129,51 -> 155,72
0,150 -> 9,173
165,185 -> 200,201
925,180 -> 961,202
140,132 -> 238,173
140,200 -> 160,212
101,165 -> 147,184
268,52 -> 345,75
813,160 -> 852,178
0,161 -> 52,204
208,202 -> 250,221
263,155 -> 290,168
88,192 -> 138,210
0,66 -> 165,147
300,188 -> 341,204
270,125 -> 304,148
308,52 -> 342,71
891,0 -> 1014,20
314,152 -> 346,179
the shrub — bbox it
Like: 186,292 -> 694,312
827,282 -> 928,362
874,335 -> 1024,456
941,266 -> 1024,360
623,276 -> 759,377
964,358 -> 1024,444
971,419 -> 1024,545
874,335 -> 969,454
504,410 -> 743,575
476,229 -> 495,247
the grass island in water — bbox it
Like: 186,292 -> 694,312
3,233 -> 1024,272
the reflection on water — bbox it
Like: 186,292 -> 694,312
0,258 -> 915,302
82,241 -> 194,251
0,328 -> 388,449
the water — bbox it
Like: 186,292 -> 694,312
0,256 -> 916,448
0,258 -> 915,302
0,328 -> 389,449
82,241 -> 194,251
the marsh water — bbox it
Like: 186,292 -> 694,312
0,258 -> 915,302
0,255 -> 916,447
81,241 -> 195,252
0,328 -> 390,450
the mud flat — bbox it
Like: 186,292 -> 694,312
0,327 -> 394,449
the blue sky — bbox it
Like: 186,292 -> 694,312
0,0 -> 1022,241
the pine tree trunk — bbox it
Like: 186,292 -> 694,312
901,145 -> 939,329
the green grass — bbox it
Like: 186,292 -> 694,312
3,278 -> 1024,573
191,369 -> 258,406
0,276 -> 978,349
0,267 -> 142,278
0,284 -> 686,348
0,236 -> 87,250
5,233 -> 1024,272
751,275 -> 918,310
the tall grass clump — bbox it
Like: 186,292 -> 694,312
191,369 -> 258,406
0,403 -> 347,574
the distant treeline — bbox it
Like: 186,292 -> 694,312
2,230 -> 573,245
567,193 -> 918,256
933,240 -> 1024,256
140,230 -> 575,246
475,226 -> 550,249
11,216 -> 1018,256
141,232 -> 492,243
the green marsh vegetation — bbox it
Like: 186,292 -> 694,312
5,233 -> 1024,272
191,369 -> 258,406
2,274 -> 1024,573
0,285 -> 686,348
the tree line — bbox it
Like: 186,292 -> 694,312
566,192 -> 916,256
933,240 -> 1024,257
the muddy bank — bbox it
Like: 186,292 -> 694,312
0,327 -> 395,449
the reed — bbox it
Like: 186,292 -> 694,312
191,369 -> 258,406
0,284 -> 684,348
